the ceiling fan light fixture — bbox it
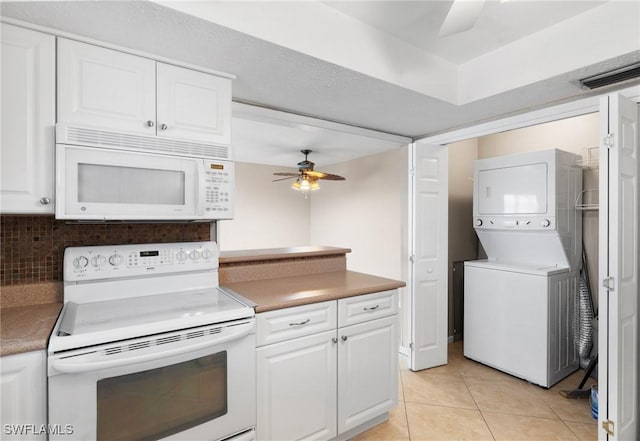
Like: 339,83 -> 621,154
291,176 -> 320,192
276,150 -> 343,195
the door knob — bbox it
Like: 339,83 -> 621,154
146,120 -> 155,127
39,197 -> 50,205
332,337 -> 338,344
341,335 -> 348,342
160,123 -> 168,131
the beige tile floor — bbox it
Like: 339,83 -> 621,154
355,341 -> 597,441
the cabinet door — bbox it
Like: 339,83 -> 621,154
257,330 -> 337,441
57,38 -> 156,135
156,63 -> 231,145
0,351 -> 47,440
1,24 -> 55,213
337,315 -> 398,434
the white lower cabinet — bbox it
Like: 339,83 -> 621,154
257,330 -> 338,441
256,291 -> 398,441
0,351 -> 47,440
337,315 -> 398,434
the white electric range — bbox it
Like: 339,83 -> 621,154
48,241 -> 256,441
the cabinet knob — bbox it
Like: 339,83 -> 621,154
39,197 -> 50,205
332,337 -> 338,344
341,335 -> 348,342
146,120 -> 155,127
160,123 -> 168,131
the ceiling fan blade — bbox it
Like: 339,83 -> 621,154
272,176 -> 298,182
313,171 -> 346,181
439,0 -> 485,37
273,172 -> 299,177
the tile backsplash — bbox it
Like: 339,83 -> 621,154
0,216 -> 210,286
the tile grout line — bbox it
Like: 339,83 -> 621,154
462,372 -> 497,441
399,368 -> 412,441
559,418 -> 583,441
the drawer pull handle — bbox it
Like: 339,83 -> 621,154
364,304 -> 380,311
289,319 -> 310,327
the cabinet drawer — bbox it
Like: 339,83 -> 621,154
338,290 -> 398,327
257,301 -> 337,347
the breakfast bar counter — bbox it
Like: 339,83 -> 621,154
219,246 -> 405,312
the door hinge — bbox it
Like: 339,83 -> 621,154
604,133 -> 614,149
409,342 -> 414,350
603,276 -> 615,291
409,255 -> 415,264
602,419 -> 614,436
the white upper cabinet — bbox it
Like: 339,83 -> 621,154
57,38 -> 156,135
157,63 -> 231,145
57,38 -> 232,145
0,24 -> 55,213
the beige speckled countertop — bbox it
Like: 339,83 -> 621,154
223,270 -> 406,313
219,246 -> 351,264
1,303 -> 62,356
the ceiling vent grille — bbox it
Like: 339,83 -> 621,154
579,62 -> 640,90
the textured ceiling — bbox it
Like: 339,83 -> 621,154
1,0 -> 639,145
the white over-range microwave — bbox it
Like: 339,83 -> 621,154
55,124 -> 234,221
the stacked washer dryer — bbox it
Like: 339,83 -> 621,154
464,148 -> 582,388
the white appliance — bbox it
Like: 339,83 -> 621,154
464,149 -> 582,387
55,124 -> 234,220
48,241 -> 256,441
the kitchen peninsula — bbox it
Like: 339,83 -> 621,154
220,246 -> 405,441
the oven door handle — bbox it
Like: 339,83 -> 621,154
50,322 -> 254,374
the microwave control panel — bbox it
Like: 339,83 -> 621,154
203,160 -> 234,219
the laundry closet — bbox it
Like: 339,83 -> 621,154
447,112 -> 600,380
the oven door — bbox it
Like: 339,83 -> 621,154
48,319 -> 255,441
56,144 -> 204,220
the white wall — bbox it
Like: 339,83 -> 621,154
218,162 -> 310,250
477,113 -> 599,158
309,147 -> 408,281
309,147 -> 409,348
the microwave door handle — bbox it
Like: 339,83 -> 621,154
196,161 -> 205,216
50,321 -> 253,374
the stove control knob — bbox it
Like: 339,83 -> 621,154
475,219 -> 483,227
202,249 -> 212,259
189,250 -> 201,260
109,254 -> 123,266
541,219 -> 551,228
176,250 -> 188,262
91,255 -> 107,267
73,256 -> 89,269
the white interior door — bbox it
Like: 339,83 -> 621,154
598,93 -> 638,441
409,142 -> 448,371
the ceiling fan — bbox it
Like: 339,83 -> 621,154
439,0 -> 487,37
273,149 -> 345,192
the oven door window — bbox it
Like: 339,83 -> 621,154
97,351 -> 227,441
